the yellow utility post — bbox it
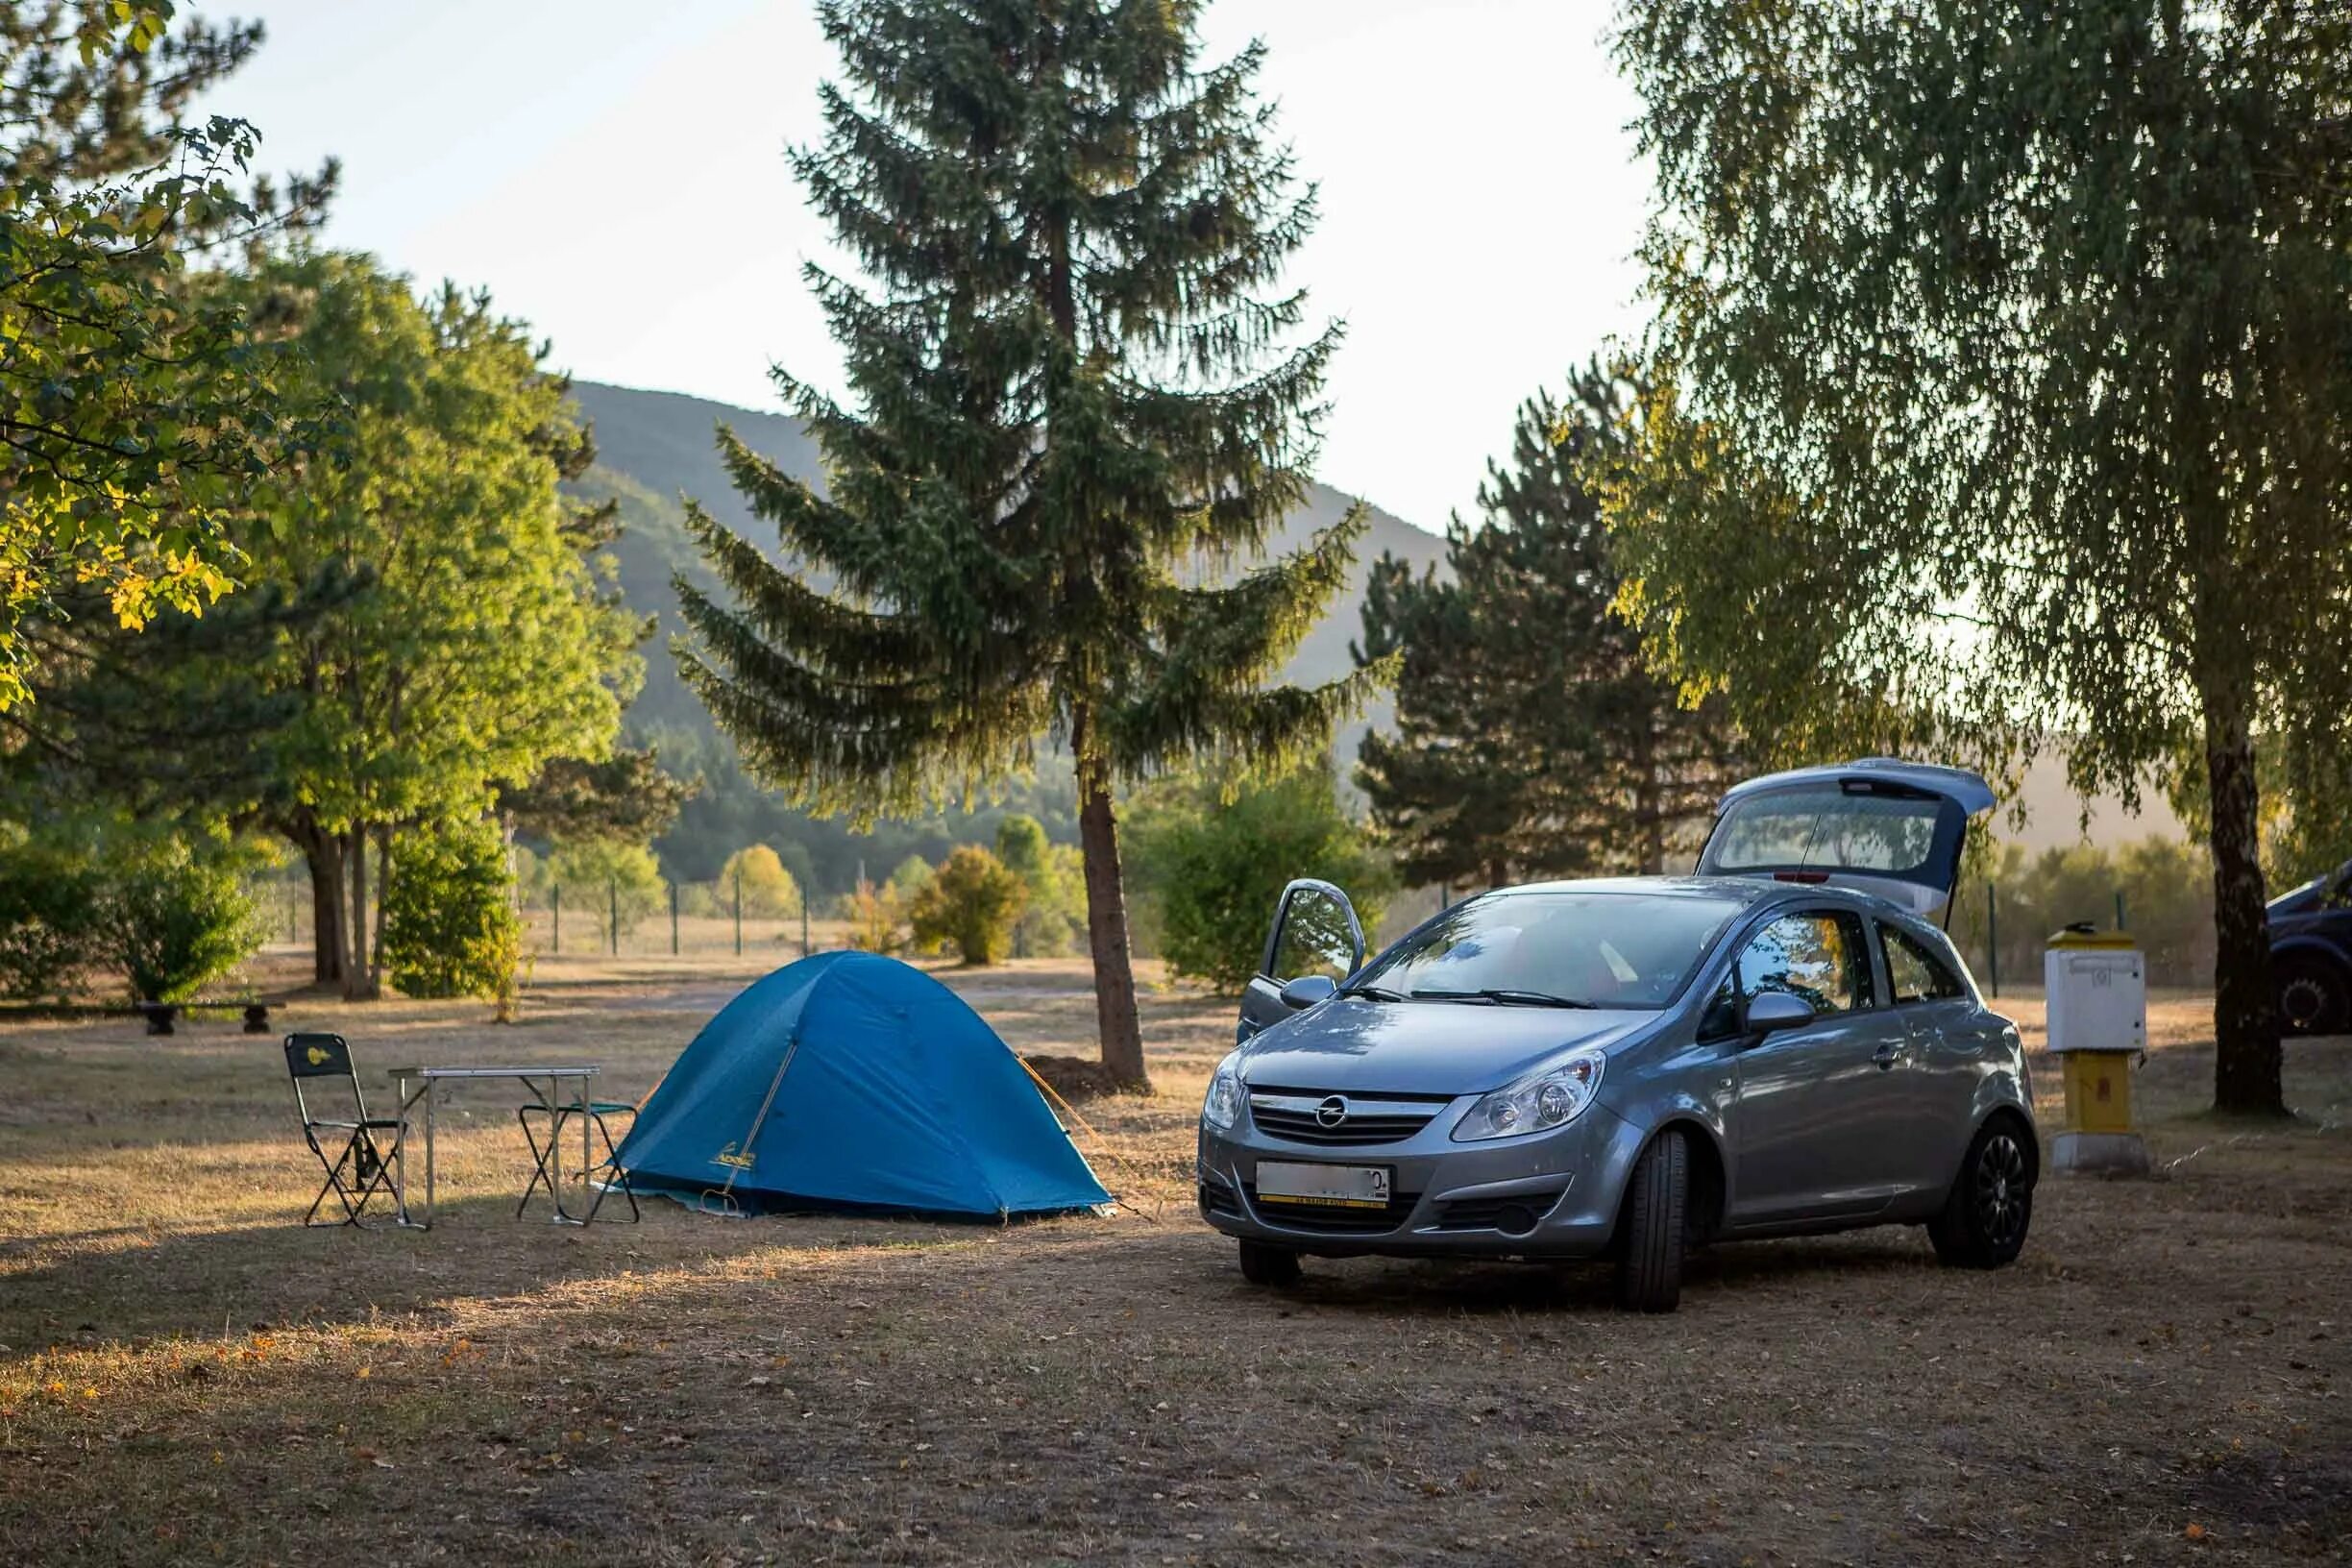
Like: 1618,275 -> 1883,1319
2045,924 -> 2150,1175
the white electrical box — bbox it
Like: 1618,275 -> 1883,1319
2044,933 -> 2145,1055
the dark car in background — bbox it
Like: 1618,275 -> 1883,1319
2270,859 -> 2352,1036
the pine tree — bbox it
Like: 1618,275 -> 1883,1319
677,0 -> 1381,1088
1355,364 -> 1739,887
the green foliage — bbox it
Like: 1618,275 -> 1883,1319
0,831 -> 105,999
101,829 -> 261,1004
502,750 -> 690,847
719,845 -> 802,919
997,813 -> 1085,958
887,854 -> 934,900
1951,837 -> 2217,990
0,2 -> 329,709
836,879 -> 906,955
909,845 -> 1028,968
1357,364 -> 1739,886
380,820 -> 523,1002
547,840 -> 665,943
672,2 -> 1386,1080
1610,0 -> 2352,1112
1127,768 -> 1395,994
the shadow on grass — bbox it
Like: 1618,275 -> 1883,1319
1209,1231 -> 1942,1319
0,1188 -> 1007,1354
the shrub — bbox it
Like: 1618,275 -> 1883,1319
888,853 -> 935,898
996,814 -> 1085,957
719,844 -> 802,918
381,819 -> 523,1002
1126,768 -> 1395,993
0,832 -> 106,999
837,878 -> 907,953
910,845 -> 1028,965
547,839 -> 666,943
102,831 -> 263,1003
1950,833 -> 2216,987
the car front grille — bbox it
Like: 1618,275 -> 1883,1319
1198,1181 -> 1241,1219
1243,1184 -> 1420,1235
1247,1088 -> 1452,1147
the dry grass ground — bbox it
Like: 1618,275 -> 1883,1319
1,954 -> 2347,1566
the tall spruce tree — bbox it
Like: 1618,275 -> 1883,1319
1356,365 -> 1738,887
677,0 -> 1379,1087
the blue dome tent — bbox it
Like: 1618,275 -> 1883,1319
614,952 -> 1111,1219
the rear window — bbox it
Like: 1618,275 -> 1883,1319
1704,784 -> 1948,878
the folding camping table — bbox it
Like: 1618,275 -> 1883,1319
385,1065 -> 603,1229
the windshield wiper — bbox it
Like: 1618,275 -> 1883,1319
1409,987 -> 1596,1008
1336,984 -> 1407,1002
1479,989 -> 1598,1009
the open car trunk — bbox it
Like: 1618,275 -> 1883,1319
1695,758 -> 1997,919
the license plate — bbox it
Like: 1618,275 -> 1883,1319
1256,1161 -> 1392,1210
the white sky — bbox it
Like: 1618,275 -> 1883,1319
193,0 -> 1650,532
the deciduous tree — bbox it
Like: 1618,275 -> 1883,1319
1609,0 -> 2352,1113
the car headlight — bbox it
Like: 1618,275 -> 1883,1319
1201,1058 -> 1244,1131
1452,1048 -> 1606,1142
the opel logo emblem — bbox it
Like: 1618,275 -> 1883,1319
1315,1094 -> 1348,1128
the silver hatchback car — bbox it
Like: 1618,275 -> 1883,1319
1197,760 -> 2037,1311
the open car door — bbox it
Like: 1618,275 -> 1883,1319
1237,879 -> 1364,1042
1695,758 -> 1996,919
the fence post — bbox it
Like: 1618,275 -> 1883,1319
801,897 -> 811,958
1986,880 -> 1998,998
609,877 -> 619,956
2115,890 -> 2126,931
670,879 -> 679,956
734,866 -> 744,957
552,883 -> 561,956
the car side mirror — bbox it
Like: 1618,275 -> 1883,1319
1278,974 -> 1337,1011
1743,991 -> 1816,1037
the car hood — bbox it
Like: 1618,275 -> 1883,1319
2268,877 -> 2323,917
1234,997 -> 1654,1095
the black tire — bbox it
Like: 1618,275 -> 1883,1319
1237,1239 -> 1302,1288
1928,1117 -> 2034,1269
1615,1129 -> 1689,1312
2277,954 -> 2352,1037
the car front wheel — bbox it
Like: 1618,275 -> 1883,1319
1237,1238 -> 1301,1288
2277,954 -> 2351,1037
1615,1128 -> 1689,1312
1928,1118 -> 2034,1269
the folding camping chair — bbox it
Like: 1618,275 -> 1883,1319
517,1093 -> 640,1224
283,1033 -> 408,1226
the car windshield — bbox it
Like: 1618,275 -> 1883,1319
1348,891 -> 1745,1010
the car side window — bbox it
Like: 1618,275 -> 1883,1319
1735,911 -> 1874,1017
2327,868 -> 2352,911
1883,923 -> 1965,1004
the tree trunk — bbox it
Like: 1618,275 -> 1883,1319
1634,715 -> 1666,876
371,826 -> 392,993
2199,679 -> 2283,1115
343,824 -> 380,1002
1073,752 -> 1148,1091
292,816 -> 346,990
